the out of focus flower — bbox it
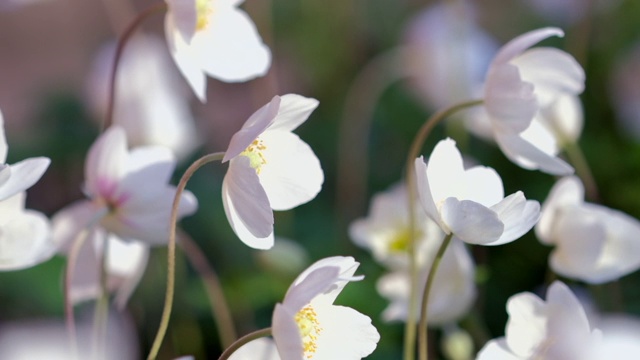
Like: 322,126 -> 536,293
222,94 -> 323,249
86,35 -> 200,160
228,338 -> 279,360
536,176 -> 640,284
483,27 -> 584,175
0,110 -> 50,201
164,0 -> 271,102
0,191 -> 53,271
377,238 -> 476,325
610,43 -> 640,140
256,236 -> 310,276
442,326 -> 475,360
272,256 -> 379,359
415,138 -> 540,246
594,315 -> 640,358
476,281 -> 602,360
52,126 -> 197,247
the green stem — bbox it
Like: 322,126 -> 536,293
103,2 -> 167,131
403,99 -> 482,360
93,233 -> 111,360
418,233 -> 454,360
147,152 -> 225,360
178,230 -> 238,348
563,140 -> 599,201
217,328 -> 272,360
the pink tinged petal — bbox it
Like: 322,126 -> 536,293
0,157 -> 50,201
460,166 -> 504,207
51,200 -> 108,251
272,303 -> 305,360
535,176 -> 584,245
258,131 -> 323,211
492,27 -> 564,65
494,130 -> 574,175
165,15 -> 207,102
116,146 -> 176,202
85,126 -> 128,198
426,139 -> 466,202
228,338 -> 279,360
222,157 -> 274,249
284,266 -> 341,311
305,256 -> 361,307
224,96 -> 281,162
484,63 -> 537,134
489,192 -> 540,246
313,305 -> 380,359
505,292 -> 548,357
0,110 -> 7,163
477,338 -> 522,360
511,47 -> 585,107
193,6 -> 271,82
414,156 -> 447,232
439,198 -> 503,245
165,0 -> 198,43
267,94 -> 319,132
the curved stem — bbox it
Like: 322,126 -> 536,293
418,233 -> 453,360
147,152 -> 226,360
103,2 -> 167,132
92,233 -> 110,360
178,230 -> 238,348
64,229 -> 90,360
218,328 -> 272,360
403,99 -> 482,360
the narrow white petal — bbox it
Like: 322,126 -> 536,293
426,139 -> 466,201
272,304 -> 304,360
439,198 -> 503,244
495,130 -> 574,175
492,27 -> 564,65
0,110 -> 7,163
267,94 -> 319,132
535,176 -> 584,244
224,96 -> 281,162
165,15 -> 207,102
0,157 -> 50,201
414,156 -> 448,232
284,266 -> 341,311
490,192 -> 540,246
85,126 -> 127,198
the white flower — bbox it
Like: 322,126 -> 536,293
536,176 -> 640,284
0,110 -> 50,201
483,27 -> 584,175
593,315 -> 640,359
414,138 -> 540,246
228,338 -> 279,360
86,35 -> 200,160
476,281 -> 602,360
272,256 -> 380,360
0,191 -> 53,271
52,126 -> 197,247
164,0 -> 271,102
222,94 -> 323,249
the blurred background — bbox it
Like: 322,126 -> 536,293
1,0 -> 640,358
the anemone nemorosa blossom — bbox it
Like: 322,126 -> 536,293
164,0 -> 271,102
272,256 -> 380,360
483,27 -> 584,175
222,94 -> 323,249
52,126 -> 197,247
414,138 -> 540,246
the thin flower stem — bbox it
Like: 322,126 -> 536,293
178,229 -> 238,348
403,99 -> 482,360
418,233 -> 454,360
217,328 -> 272,360
147,152 -> 226,360
92,233 -> 111,360
563,140 -> 599,201
103,1 -> 167,132
64,229 -> 90,360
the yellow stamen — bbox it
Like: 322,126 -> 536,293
240,139 -> 268,173
295,305 -> 322,359
196,0 -> 213,31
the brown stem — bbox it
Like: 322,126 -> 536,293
217,328 -> 272,360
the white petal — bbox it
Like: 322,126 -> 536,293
284,266 -> 341,311
484,63 -> 537,134
51,200 -> 107,251
520,118 -> 559,157
440,198 -> 503,244
426,139 -> 465,202
492,27 -> 564,65
505,292 -> 548,357
287,256 -> 360,307
228,338 -> 279,360
490,192 -> 540,246
165,0 -> 197,43
313,305 -> 380,359
258,131 -> 323,210
495,130 -> 574,175
224,96 -> 281,162
539,94 -> 584,143
116,146 -> 175,200
0,110 -> 7,163
460,166 -> 504,207
476,338 -> 522,360
272,303 -> 304,360
0,157 -> 50,201
267,94 -> 319,132
414,156 -> 447,232
535,176 -> 584,244
165,15 -> 207,102
222,157 -> 274,249
85,126 -> 127,198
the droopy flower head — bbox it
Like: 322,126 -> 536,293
483,27 -> 584,175
272,256 -> 380,360
222,94 -> 323,249
164,0 -> 271,102
414,138 -> 540,246
536,176 -> 640,284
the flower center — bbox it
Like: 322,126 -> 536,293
196,0 -> 213,31
295,305 -> 322,359
388,227 -> 411,253
240,139 -> 267,173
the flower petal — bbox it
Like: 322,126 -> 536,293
272,303 -> 304,360
85,126 -> 127,198
51,200 -> 107,251
490,192 -> 540,246
267,94 -> 319,132
313,305 -> 380,359
495,130 -> 574,175
535,176 -> 584,244
165,15 -> 207,102
415,156 -> 447,232
0,110 -> 7,163
165,0 -> 197,43
477,338 -> 522,360
228,338 -> 279,360
492,27 -> 564,65
439,198 -> 503,244
505,292 -> 548,357
484,63 -> 537,134
284,266 -> 341,311
425,138 -> 465,202
0,157 -> 50,201
460,166 -> 504,207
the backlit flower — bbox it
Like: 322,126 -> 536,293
222,94 -> 323,249
272,256 -> 380,360
164,0 -> 271,102
228,338 -> 279,360
415,138 -> 540,246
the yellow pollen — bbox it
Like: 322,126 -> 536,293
240,139 -> 268,173
295,305 -> 322,359
196,0 -> 213,31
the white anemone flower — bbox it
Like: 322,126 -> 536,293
483,27 -> 584,175
164,0 -> 271,102
272,256 -> 380,360
52,126 -> 197,247
222,94 -> 323,249
476,281 -> 602,360
536,176 -> 640,284
0,191 -> 53,271
0,110 -> 50,201
228,338 -> 279,360
415,138 -> 540,246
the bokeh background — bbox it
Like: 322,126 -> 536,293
1,0 -> 640,358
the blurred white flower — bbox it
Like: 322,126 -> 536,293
610,43 -> 640,140
164,0 -> 271,102
0,191 -> 53,271
86,35 -> 200,161
594,315 -> 640,359
222,94 -> 323,249
52,126 -> 197,247
228,338 -> 279,360
377,238 -> 476,325
272,256 -> 380,359
0,110 -> 50,201
476,281 -> 602,360
536,176 -> 640,284
415,138 -> 540,246
483,27 -> 584,175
